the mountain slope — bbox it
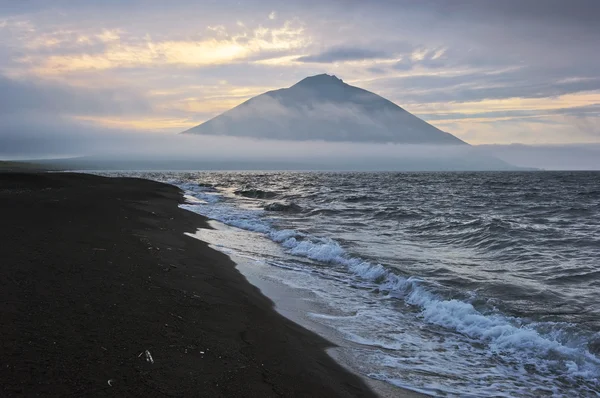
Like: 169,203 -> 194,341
182,74 -> 466,145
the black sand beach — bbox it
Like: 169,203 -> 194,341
0,172 -> 378,397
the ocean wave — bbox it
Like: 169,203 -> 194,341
373,208 -> 424,220
234,189 -> 277,199
264,202 -> 303,212
306,208 -> 344,216
176,182 -> 221,203
195,182 -> 215,188
178,182 -> 600,385
343,195 -> 373,203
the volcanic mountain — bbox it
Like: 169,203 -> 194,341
182,74 -> 466,145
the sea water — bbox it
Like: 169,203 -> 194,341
104,171 -> 600,397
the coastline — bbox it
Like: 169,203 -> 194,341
0,172 -> 378,396
189,221 -> 428,398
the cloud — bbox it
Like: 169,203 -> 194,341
421,104 -> 600,123
297,46 -> 392,63
366,67 -> 600,105
0,113 -> 118,159
367,67 -> 386,75
476,143 -> 600,170
393,58 -> 413,71
421,105 -> 600,145
13,20 -> 309,75
0,74 -> 150,116
0,73 -> 211,134
427,0 -> 600,31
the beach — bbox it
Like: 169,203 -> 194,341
0,172 -> 382,397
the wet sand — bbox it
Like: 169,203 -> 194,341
0,172 -> 380,397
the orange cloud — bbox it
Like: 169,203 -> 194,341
24,21 -> 308,75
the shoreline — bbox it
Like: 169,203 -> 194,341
189,221 -> 428,398
0,172 -> 377,396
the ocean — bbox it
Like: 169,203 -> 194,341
106,171 -> 600,397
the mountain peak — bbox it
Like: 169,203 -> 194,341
293,74 -> 344,87
182,75 -> 467,145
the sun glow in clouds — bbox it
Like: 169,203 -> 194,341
24,20 -> 308,75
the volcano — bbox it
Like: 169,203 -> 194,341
182,74 -> 467,145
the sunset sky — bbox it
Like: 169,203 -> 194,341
1,0 -> 599,145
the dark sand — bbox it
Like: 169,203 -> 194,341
0,172 -> 377,397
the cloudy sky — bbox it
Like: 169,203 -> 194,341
0,0 -> 599,148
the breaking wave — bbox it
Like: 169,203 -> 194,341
178,181 -> 600,391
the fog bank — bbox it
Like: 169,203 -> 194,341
2,116 -> 599,170
477,144 -> 600,170
0,123 -> 515,170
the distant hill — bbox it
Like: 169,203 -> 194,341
31,156 -> 522,172
0,161 -> 59,172
182,74 -> 467,145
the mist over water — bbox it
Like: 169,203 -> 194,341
3,126 -> 600,170
0,129 -> 522,170
102,170 -> 600,396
